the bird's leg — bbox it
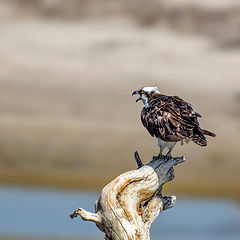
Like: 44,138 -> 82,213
156,139 -> 164,159
165,143 -> 176,159
158,145 -> 164,159
153,141 -> 164,160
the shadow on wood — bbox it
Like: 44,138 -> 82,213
70,152 -> 184,240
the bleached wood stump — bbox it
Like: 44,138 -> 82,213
70,152 -> 184,240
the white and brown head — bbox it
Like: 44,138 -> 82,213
132,86 -> 160,107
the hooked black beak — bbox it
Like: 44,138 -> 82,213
132,90 -> 139,96
132,90 -> 141,102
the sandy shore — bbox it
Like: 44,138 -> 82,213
0,18 -> 239,198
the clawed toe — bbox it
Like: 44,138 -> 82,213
164,154 -> 172,160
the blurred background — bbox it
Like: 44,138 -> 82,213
0,0 -> 240,240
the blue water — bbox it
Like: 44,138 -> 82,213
0,186 -> 240,240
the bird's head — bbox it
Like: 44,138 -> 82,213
132,86 -> 160,107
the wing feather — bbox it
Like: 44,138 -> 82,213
141,94 -> 202,142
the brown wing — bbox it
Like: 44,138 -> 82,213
141,95 -> 202,142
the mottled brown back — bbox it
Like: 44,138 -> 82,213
141,94 -> 215,145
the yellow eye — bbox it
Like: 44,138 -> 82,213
141,90 -> 144,94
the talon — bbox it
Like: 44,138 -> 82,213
158,154 -> 164,159
165,154 -> 172,160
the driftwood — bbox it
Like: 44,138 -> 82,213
70,152 -> 184,240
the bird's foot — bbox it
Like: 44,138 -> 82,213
164,153 -> 172,160
152,154 -> 164,161
158,153 -> 165,159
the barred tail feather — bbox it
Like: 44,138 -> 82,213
202,129 -> 216,137
192,134 -> 207,146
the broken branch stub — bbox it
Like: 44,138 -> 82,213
70,153 -> 184,240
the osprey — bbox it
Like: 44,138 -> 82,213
132,86 -> 216,158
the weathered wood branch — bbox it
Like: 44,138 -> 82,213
70,152 -> 184,240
